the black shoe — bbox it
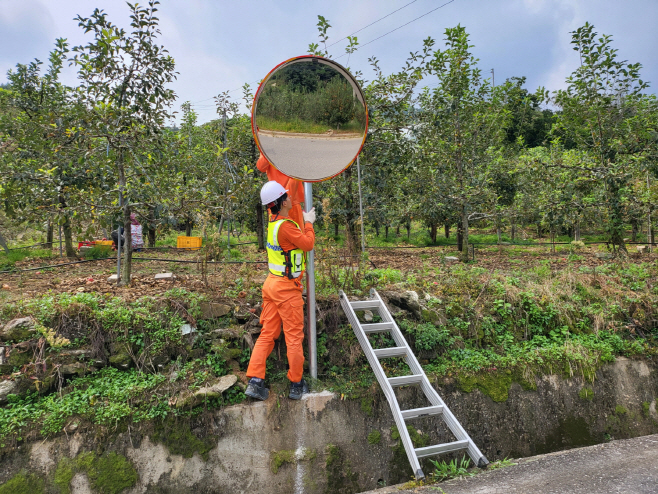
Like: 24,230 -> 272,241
245,379 -> 269,401
288,379 -> 309,400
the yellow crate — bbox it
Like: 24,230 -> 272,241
96,240 -> 114,246
177,236 -> 202,250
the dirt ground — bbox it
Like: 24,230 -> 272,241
1,244 -> 655,303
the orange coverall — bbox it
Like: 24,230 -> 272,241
256,154 -> 305,233
246,216 -> 315,382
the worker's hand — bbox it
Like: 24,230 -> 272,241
303,207 -> 316,224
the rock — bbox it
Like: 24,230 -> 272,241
1,284 -> 10,290
8,349 -> 32,368
637,245 -> 648,254
206,328 -> 241,340
109,352 -> 132,369
400,291 -> 422,319
234,307 -> 251,323
364,310 -> 374,323
445,256 -> 459,262
180,324 -> 196,335
595,252 -> 613,260
176,374 -> 238,408
151,354 -> 171,370
60,363 -> 88,376
1,317 -> 37,342
107,274 -> 118,282
155,272 -> 175,280
199,302 -> 232,320
0,380 -> 17,404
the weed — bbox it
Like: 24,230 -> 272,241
429,456 -> 474,482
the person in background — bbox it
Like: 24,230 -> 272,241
130,213 -> 144,251
256,153 -> 305,233
245,181 -> 316,401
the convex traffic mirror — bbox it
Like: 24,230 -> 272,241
252,55 -> 368,182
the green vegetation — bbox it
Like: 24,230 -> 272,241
0,248 -> 53,272
367,430 -> 381,445
429,456 -> 473,482
615,405 -> 628,415
151,418 -> 216,461
0,472 -> 44,494
54,452 -> 137,494
579,387 -> 595,401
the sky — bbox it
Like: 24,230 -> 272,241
1,0 -> 657,124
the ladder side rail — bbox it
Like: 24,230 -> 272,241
339,291 -> 425,478
370,289 -> 488,468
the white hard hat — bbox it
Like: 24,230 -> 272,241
260,181 -> 288,206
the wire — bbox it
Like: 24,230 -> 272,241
336,0 -> 457,58
326,0 -> 420,49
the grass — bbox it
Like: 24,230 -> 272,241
0,248 -> 54,271
257,115 -> 364,135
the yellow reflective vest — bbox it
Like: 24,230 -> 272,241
267,219 -> 305,279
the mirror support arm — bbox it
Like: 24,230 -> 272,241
304,182 -> 317,380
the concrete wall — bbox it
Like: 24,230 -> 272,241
2,358 -> 658,493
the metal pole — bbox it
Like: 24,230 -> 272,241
116,189 -> 123,283
648,172 -> 652,253
304,182 -> 317,379
357,155 -> 366,253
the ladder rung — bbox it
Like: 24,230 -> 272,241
362,322 -> 394,333
350,300 -> 381,310
373,346 -> 407,358
388,374 -> 423,387
401,405 -> 444,420
415,440 -> 469,458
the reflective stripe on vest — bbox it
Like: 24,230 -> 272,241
266,219 -> 306,279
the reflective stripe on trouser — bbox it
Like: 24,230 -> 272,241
246,275 -> 305,382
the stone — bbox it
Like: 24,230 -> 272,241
400,291 -> 422,319
8,349 -> 32,367
1,317 -> 37,342
0,380 -> 17,404
199,302 -> 232,320
60,363 -> 88,376
445,256 -> 459,262
176,374 -> 238,408
595,252 -> 613,260
637,245 -> 648,253
107,274 -> 118,282
155,272 -> 175,280
180,324 -> 196,335
364,310 -> 374,323
109,352 -> 133,369
421,308 -> 439,324
206,328 -> 241,340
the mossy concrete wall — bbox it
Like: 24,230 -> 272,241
1,358 -> 657,493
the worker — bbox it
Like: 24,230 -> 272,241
245,181 -> 316,401
256,153 -> 305,233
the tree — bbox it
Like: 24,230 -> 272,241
549,23 -> 658,253
70,1 -> 177,283
417,26 -> 509,260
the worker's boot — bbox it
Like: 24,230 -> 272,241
288,379 -> 309,400
245,378 -> 269,401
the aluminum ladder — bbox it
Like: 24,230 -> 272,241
339,288 -> 488,479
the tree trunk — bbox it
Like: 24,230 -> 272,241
185,218 -> 193,237
256,201 -> 265,251
496,225 -> 502,244
574,219 -> 581,241
430,224 -> 438,244
385,225 -> 389,239
444,223 -> 450,239
460,205 -> 470,262
121,203 -> 132,284
46,220 -> 54,249
396,225 -> 400,236
374,223 -> 380,237
0,230 -> 8,253
62,215 -> 76,258
631,219 -> 638,243
334,222 -> 339,237
406,220 -> 411,240
457,223 -> 464,252
511,221 -> 516,242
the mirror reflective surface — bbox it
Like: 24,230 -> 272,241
252,56 -> 367,182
